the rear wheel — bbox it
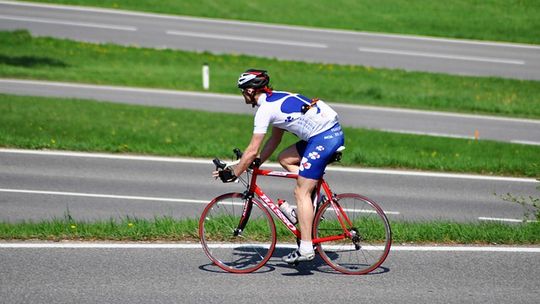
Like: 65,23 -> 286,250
199,192 -> 276,273
313,193 -> 391,274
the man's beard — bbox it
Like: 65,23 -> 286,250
242,90 -> 257,108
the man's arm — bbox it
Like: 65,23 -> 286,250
232,133 -> 266,177
259,127 -> 284,163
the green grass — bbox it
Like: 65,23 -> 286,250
1,216 -> 538,244
391,221 -> 540,244
2,30 -> 540,118
1,94 -> 539,177
0,216 -> 200,241
26,0 -> 540,44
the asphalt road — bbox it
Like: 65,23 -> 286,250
1,1 -> 539,80
1,245 -> 539,303
1,2 -> 539,302
1,149 -> 537,223
2,79 -> 539,146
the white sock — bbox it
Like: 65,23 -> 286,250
299,240 -> 314,255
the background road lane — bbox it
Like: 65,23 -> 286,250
1,79 -> 539,145
1,149 -> 536,222
1,1 -> 539,80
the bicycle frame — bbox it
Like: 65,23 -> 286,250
240,164 -> 355,245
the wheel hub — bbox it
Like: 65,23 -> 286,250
350,228 -> 362,250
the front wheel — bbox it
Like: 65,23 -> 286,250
199,192 -> 276,273
313,193 -> 392,274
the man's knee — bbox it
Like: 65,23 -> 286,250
278,150 -> 299,169
277,150 -> 287,165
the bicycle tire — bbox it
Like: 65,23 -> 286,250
313,193 -> 392,275
199,192 -> 277,273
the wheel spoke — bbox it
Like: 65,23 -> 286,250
314,193 -> 392,274
199,193 -> 276,273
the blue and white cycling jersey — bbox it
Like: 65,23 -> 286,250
253,91 -> 339,141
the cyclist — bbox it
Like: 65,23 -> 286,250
214,69 -> 345,264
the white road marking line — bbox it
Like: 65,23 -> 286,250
0,188 -> 209,204
0,188 -> 403,215
0,243 -> 539,252
332,103 -> 540,125
0,243 -> 204,249
0,78 -> 239,100
0,14 -> 137,31
390,246 -> 540,253
0,148 -> 211,164
329,207 -> 400,215
1,148 -> 537,183
511,140 -> 540,146
478,217 -> 537,223
2,0 -> 539,50
354,33 -> 540,50
326,167 -> 537,183
166,30 -> 327,48
358,47 -> 525,65
380,129 -> 540,146
379,129 -> 474,140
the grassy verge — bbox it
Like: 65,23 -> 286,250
2,30 -> 540,119
25,0 -> 540,44
1,216 -> 538,245
1,94 -> 539,177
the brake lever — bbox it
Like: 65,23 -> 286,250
213,158 -> 227,171
233,148 -> 243,160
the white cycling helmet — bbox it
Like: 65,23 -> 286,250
237,69 -> 270,90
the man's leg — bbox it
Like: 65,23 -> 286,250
277,143 -> 301,172
281,140 -> 323,263
282,176 -> 318,263
282,125 -> 344,263
294,176 -> 318,243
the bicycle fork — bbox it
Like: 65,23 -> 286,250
233,191 -> 254,236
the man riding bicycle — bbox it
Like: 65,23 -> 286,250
214,69 -> 345,263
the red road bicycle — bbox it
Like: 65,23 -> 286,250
199,149 -> 392,274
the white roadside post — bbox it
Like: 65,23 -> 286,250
202,63 -> 209,90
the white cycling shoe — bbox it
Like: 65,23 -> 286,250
282,249 -> 315,264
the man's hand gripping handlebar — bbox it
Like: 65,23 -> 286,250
212,149 -> 261,183
212,149 -> 243,183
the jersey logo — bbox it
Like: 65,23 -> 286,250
299,157 -> 312,171
308,152 -> 321,160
